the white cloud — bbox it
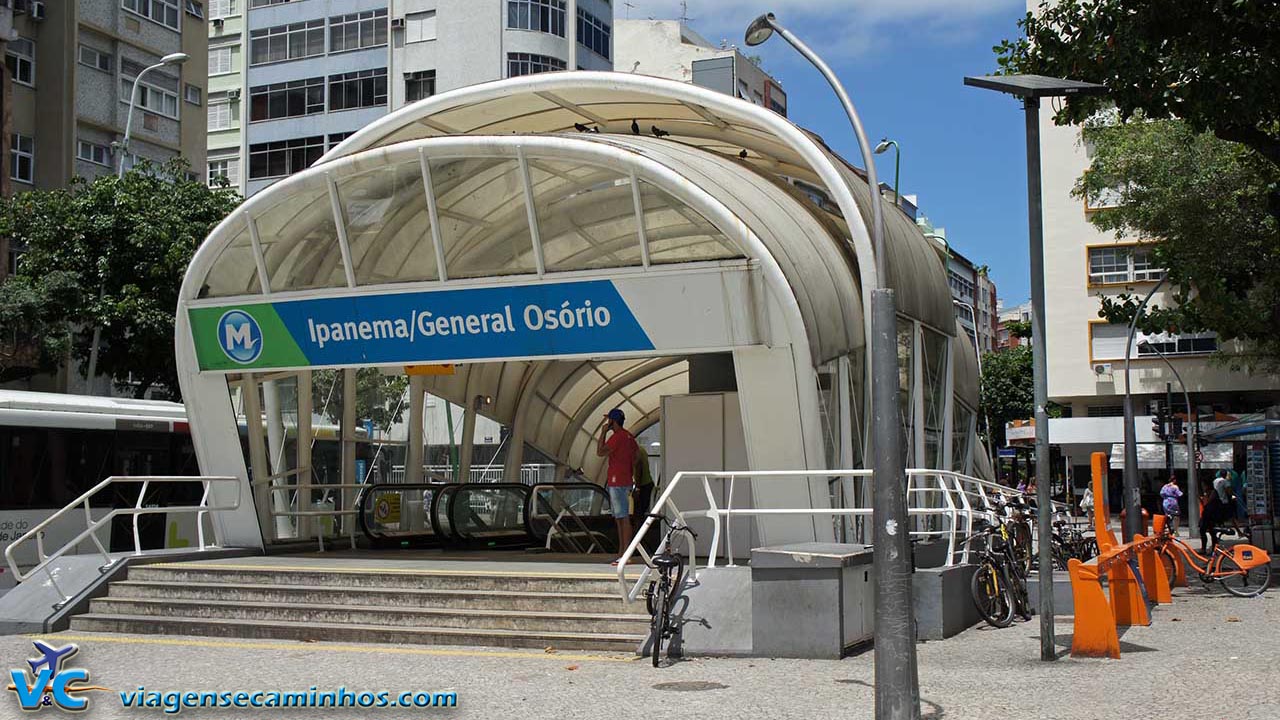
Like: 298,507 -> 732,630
621,0 -> 1023,58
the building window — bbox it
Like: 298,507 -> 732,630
77,140 -> 112,167
208,156 -> 240,186
250,20 -> 325,65
1088,245 -> 1165,285
248,136 -> 325,179
208,0 -> 234,17
508,0 -> 565,37
327,132 -> 354,150
5,37 -> 34,87
329,8 -> 388,53
209,46 -> 234,75
249,76 -> 325,121
1090,323 -> 1219,361
507,52 -> 565,78
248,0 -> 290,6
10,134 -> 34,184
405,10 -> 437,43
78,45 -> 113,74
121,78 -> 180,119
576,8 -> 610,59
1086,405 -> 1124,418
329,68 -> 387,111
185,0 -> 204,18
405,70 -> 435,103
123,0 -> 180,30
184,84 -> 203,106
207,95 -> 237,130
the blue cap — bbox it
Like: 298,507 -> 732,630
607,408 -> 626,425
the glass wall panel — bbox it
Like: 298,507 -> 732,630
334,160 -> 437,286
921,327 -> 948,470
201,223 -> 262,298
952,401 -> 974,474
638,180 -> 742,264
529,159 -> 642,272
429,157 -> 536,279
896,318 -> 915,467
254,179 -> 347,292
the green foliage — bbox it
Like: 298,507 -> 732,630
996,1 -> 1280,171
1079,119 -> 1280,373
980,345 -> 1034,449
1003,319 -> 1033,340
0,159 -> 240,397
311,368 -> 410,430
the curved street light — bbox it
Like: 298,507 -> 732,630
1138,338 -> 1199,538
746,13 -> 919,720
116,52 -> 189,178
874,138 -> 901,206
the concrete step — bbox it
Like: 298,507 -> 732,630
107,580 -> 631,614
87,597 -> 649,635
69,614 -> 644,653
129,564 -> 626,595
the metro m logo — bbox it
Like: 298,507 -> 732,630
217,310 -> 263,364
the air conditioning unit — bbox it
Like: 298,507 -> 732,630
30,0 -> 46,19
390,16 -> 405,29
212,17 -> 224,28
1093,362 -> 1113,376
227,88 -> 241,100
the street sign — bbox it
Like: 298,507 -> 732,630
998,448 -> 1017,458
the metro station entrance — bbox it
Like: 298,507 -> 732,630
175,72 -> 986,559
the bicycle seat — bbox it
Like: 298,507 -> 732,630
652,553 -> 682,569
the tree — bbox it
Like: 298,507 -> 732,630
0,159 -> 240,397
1003,319 -> 1033,341
996,1 -> 1280,177
1080,119 -> 1280,373
311,368 -> 409,430
979,345 -> 1034,449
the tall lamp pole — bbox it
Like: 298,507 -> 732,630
1138,338 -> 1198,537
875,138 -> 901,206
746,14 -> 917,719
1119,277 -> 1165,540
86,52 -> 189,393
964,74 -> 1107,663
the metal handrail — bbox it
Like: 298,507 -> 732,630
3,476 -> 240,608
528,484 -> 613,554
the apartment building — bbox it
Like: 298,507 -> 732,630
2,0 -> 208,278
614,19 -> 786,116
210,0 -> 615,197
915,215 -> 998,354
996,300 -> 1030,350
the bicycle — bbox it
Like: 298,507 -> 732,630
642,513 -> 697,667
964,517 -> 1032,628
1155,525 -> 1272,598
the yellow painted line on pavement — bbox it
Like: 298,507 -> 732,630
145,561 -> 643,581
32,634 -> 640,663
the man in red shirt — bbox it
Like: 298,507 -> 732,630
597,407 -> 637,564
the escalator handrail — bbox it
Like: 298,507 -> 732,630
444,482 -> 534,543
355,482 -> 456,545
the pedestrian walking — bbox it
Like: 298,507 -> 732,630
1160,475 -> 1183,534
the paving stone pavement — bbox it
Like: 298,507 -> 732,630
1,578 -> 1275,719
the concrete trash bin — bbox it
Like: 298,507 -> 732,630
750,542 -> 874,658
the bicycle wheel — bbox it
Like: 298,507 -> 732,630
1011,522 -> 1033,575
1007,560 -> 1032,621
649,580 -> 668,667
1159,548 -> 1179,585
1219,555 -> 1273,598
971,560 -> 1013,628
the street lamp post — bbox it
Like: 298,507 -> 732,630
85,52 -> 189,394
963,74 -> 1107,663
746,14 -> 918,719
875,138 -> 901,206
1119,277 -> 1165,541
1138,338 -> 1198,538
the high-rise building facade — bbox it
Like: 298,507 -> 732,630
213,0 -> 614,197
1,0 -> 208,278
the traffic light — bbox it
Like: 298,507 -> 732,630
1151,405 -> 1167,440
1170,415 -> 1184,441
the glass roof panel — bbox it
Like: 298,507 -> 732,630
530,159 -> 642,273
254,177 -> 348,293
334,159 -> 438,286
638,179 -> 742,265
200,221 -> 262,298
429,157 -> 537,279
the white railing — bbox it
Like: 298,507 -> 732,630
616,468 -> 1069,604
251,469 -> 362,552
387,464 -> 558,485
4,475 -> 240,608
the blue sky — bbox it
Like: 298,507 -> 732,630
629,0 -> 1035,303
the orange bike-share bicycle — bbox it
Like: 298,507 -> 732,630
1155,529 -> 1273,598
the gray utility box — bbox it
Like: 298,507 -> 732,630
750,542 -> 874,658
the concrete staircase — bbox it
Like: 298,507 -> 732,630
71,562 -> 648,652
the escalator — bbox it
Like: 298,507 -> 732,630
356,481 -> 618,553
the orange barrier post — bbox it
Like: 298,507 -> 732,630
1068,558 -> 1120,659
1091,452 -> 1118,550
1135,535 -> 1172,604
1150,515 -> 1187,588
1108,547 -> 1151,627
